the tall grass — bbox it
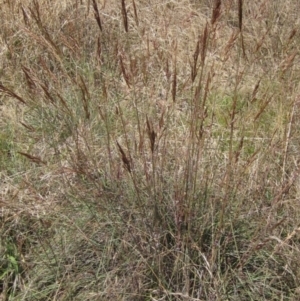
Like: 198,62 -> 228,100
1,0 -> 300,300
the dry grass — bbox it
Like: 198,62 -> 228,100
1,0 -> 300,300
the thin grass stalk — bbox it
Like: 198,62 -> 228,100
121,0 -> 129,32
78,75 -> 91,120
146,116 -> 156,155
0,83 -> 26,104
98,82 -> 113,175
220,64 -> 242,235
238,0 -> 246,57
38,56 -> 59,84
254,28 -> 271,53
282,96 -> 297,181
250,79 -> 261,103
191,23 -> 209,132
155,111 -> 170,207
20,122 -> 35,132
132,0 -> 139,26
130,83 -> 151,196
254,94 -> 273,121
165,58 -> 171,83
146,116 -> 157,205
234,136 -> 244,164
179,25 -> 212,276
211,0 -> 221,25
280,51 -> 298,74
23,65 -> 56,106
198,72 -> 210,140
190,72 -> 211,203
119,55 -> 131,87
18,152 -> 46,165
283,28 -> 297,52
56,92 -> 73,117
116,136 -> 148,228
185,24 -> 209,207
131,89 -> 143,155
191,36 -> 200,82
21,5 -> 30,26
201,23 -> 208,66
30,0 -> 62,57
116,141 -> 131,173
272,166 -> 300,206
172,56 -> 177,103
224,31 -> 239,60
238,0 -> 243,31
97,36 -> 102,61
116,101 -> 144,210
40,83 -> 56,105
22,65 -> 37,92
92,0 -> 103,32
23,27 -> 78,86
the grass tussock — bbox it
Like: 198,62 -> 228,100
1,0 -> 300,300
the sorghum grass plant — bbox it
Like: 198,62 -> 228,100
1,0 -> 300,300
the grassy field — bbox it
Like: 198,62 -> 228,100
1,0 -> 300,300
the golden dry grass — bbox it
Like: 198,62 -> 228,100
1,0 -> 300,300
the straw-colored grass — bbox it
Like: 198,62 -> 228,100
1,0 -> 300,300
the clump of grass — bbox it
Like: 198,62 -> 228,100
1,0 -> 300,300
